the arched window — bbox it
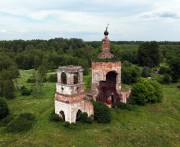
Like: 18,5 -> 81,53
61,72 -> 67,84
73,73 -> 78,84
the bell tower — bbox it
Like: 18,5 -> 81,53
91,26 -> 131,105
55,65 -> 93,123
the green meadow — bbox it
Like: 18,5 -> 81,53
0,69 -> 179,147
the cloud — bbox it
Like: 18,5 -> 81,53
0,29 -> 7,33
0,0 -> 180,41
140,10 -> 179,19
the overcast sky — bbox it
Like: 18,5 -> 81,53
0,0 -> 180,41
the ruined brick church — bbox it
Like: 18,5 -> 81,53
55,27 -> 131,123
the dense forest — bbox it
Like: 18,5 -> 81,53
0,38 -> 179,99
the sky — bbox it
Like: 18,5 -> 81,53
0,0 -> 180,41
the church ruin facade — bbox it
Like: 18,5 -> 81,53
91,26 -> 131,105
54,26 -> 131,123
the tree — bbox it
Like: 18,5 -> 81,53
122,61 -> 141,84
0,98 -> 9,120
130,78 -> 163,105
3,80 -> 15,99
138,41 -> 161,67
168,57 -> 180,83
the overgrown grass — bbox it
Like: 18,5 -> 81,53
0,70 -> 179,147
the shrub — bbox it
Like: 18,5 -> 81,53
141,67 -> 151,77
0,115 -> 13,126
27,77 -> 36,83
49,111 -> 63,122
48,74 -> 57,82
63,122 -> 77,129
3,80 -> 15,99
122,61 -> 141,84
78,112 -> 93,124
92,101 -> 111,123
0,98 -> 9,120
130,78 -> 163,106
159,66 -> 171,75
162,74 -> 171,84
6,113 -> 36,133
21,86 -> 32,96
63,121 -> 70,127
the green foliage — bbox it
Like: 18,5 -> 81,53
130,78 -> 163,105
168,57 -> 180,82
122,61 -> 141,84
48,74 -> 57,82
6,113 -> 36,133
0,98 -> 9,120
141,67 -> 151,77
49,111 -> 63,122
162,74 -> 171,84
92,101 -> 111,123
159,66 -> 171,75
21,86 -> 32,96
138,41 -> 161,67
78,112 -> 93,124
27,76 -> 36,83
3,80 -> 15,99
0,69 -> 179,147
0,115 -> 14,126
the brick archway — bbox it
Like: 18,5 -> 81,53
96,71 -> 120,104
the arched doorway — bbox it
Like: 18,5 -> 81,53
96,71 -> 119,104
76,109 -> 82,121
60,111 -> 65,121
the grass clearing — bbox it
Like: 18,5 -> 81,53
0,70 -> 179,147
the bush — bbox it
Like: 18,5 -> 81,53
122,61 -> 141,84
6,113 -> 36,133
49,111 -> 63,122
141,67 -> 151,77
21,86 -> 32,96
27,77 -> 36,83
159,66 -> 171,75
63,122 -> 77,129
130,78 -> 163,106
78,112 -> 93,124
48,74 -> 57,82
112,102 -> 133,111
0,115 -> 14,126
162,74 -> 171,84
3,80 -> 15,99
0,98 -> 9,120
92,101 -> 111,123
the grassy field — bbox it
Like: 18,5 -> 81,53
0,70 -> 180,147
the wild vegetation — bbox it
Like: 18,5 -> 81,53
0,39 -> 179,146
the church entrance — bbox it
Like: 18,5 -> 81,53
96,71 -> 120,104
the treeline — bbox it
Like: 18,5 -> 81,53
0,38 -> 179,99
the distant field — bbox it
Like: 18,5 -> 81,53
0,70 -> 180,147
